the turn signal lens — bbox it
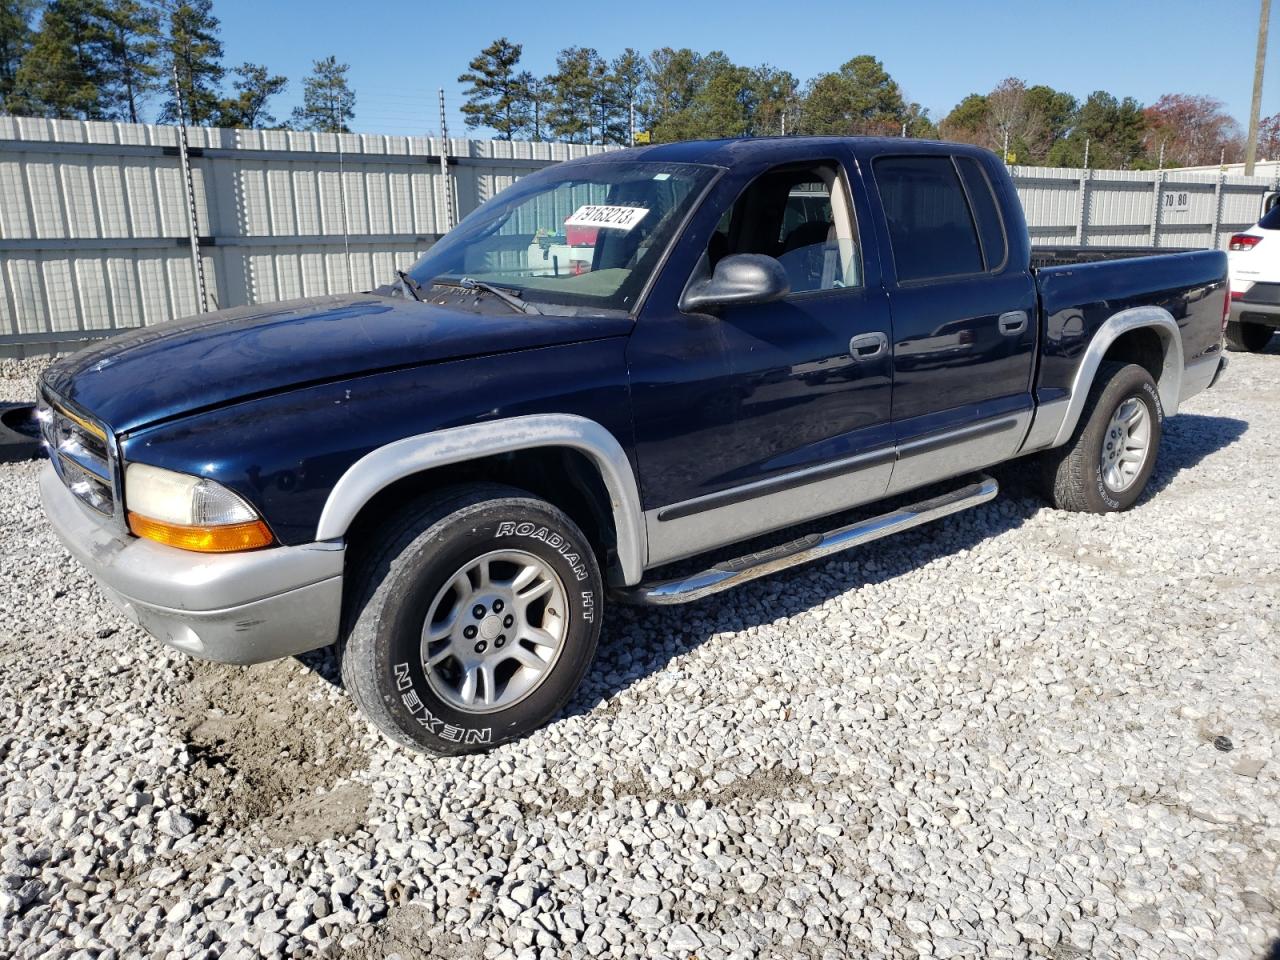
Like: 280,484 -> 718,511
127,513 -> 274,552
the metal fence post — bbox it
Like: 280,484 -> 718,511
1210,171 -> 1225,249
1075,169 -> 1090,245
437,90 -> 453,233
337,133 -> 352,293
171,64 -> 209,314
1150,170 -> 1164,247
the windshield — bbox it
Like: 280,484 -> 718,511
405,160 -> 717,315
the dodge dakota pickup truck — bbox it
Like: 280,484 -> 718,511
38,137 -> 1230,754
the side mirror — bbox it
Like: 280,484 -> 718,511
681,254 -> 791,313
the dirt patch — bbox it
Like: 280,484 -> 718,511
258,781 -> 372,847
167,654 -> 372,842
343,903 -> 478,960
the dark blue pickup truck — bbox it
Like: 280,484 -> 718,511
38,137 -> 1229,754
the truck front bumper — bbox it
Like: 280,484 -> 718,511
40,463 -> 344,664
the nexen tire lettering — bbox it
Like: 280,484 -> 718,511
496,521 -> 589,581
392,662 -> 492,745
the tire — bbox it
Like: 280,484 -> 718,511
340,483 -> 603,755
1224,320 -> 1274,353
1041,361 -> 1163,513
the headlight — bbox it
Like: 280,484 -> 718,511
124,463 -> 274,552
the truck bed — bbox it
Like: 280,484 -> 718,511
1034,248 -> 1229,404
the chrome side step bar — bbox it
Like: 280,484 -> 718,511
619,475 -> 999,605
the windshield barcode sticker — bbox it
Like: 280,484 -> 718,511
565,205 -> 650,231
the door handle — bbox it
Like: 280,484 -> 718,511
849,332 -> 888,361
998,311 -> 1028,337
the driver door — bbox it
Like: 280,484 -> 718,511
628,155 -> 895,566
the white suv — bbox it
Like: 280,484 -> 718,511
1227,200 -> 1280,352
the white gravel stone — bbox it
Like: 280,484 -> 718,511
2,347 -> 1279,960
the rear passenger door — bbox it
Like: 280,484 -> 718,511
867,152 -> 1037,495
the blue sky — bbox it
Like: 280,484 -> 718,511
215,0 -> 1277,138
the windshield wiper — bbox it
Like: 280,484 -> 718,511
458,277 -> 542,315
395,269 -> 424,302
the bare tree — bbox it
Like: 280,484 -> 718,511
1144,94 -> 1242,167
983,78 -> 1047,160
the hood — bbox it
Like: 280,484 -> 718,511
42,294 -> 632,433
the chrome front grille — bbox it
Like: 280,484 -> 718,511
38,393 -> 118,517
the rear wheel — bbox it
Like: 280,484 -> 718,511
1225,320 -> 1273,353
1040,361 -> 1162,513
341,484 -> 603,755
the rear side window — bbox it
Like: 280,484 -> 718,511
873,156 -> 983,282
1259,201 -> 1280,230
956,157 -> 1008,271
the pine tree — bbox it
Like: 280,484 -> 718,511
161,0 -> 223,126
749,66 -> 799,137
458,38 -> 528,140
591,49 -> 647,145
645,49 -> 753,143
0,0 -> 40,109
292,56 -> 355,133
219,62 -> 287,128
801,55 -> 906,136
9,0 -> 109,119
900,102 -> 936,139
1048,91 -> 1147,168
683,54 -> 752,141
100,0 -> 161,123
645,47 -> 703,140
1024,85 -> 1077,159
546,46 -> 603,144
514,70 -> 549,141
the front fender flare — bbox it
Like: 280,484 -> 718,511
315,414 -> 647,586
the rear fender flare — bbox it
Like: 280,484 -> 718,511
1050,306 -> 1183,447
315,414 -> 647,585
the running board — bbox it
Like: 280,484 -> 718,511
618,475 -> 999,605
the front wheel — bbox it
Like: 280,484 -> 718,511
341,484 -> 603,755
1040,361 -> 1163,513
1225,320 -> 1273,353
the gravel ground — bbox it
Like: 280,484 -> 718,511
1,347 -> 1277,960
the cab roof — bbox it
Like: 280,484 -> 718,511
566,136 -> 998,168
